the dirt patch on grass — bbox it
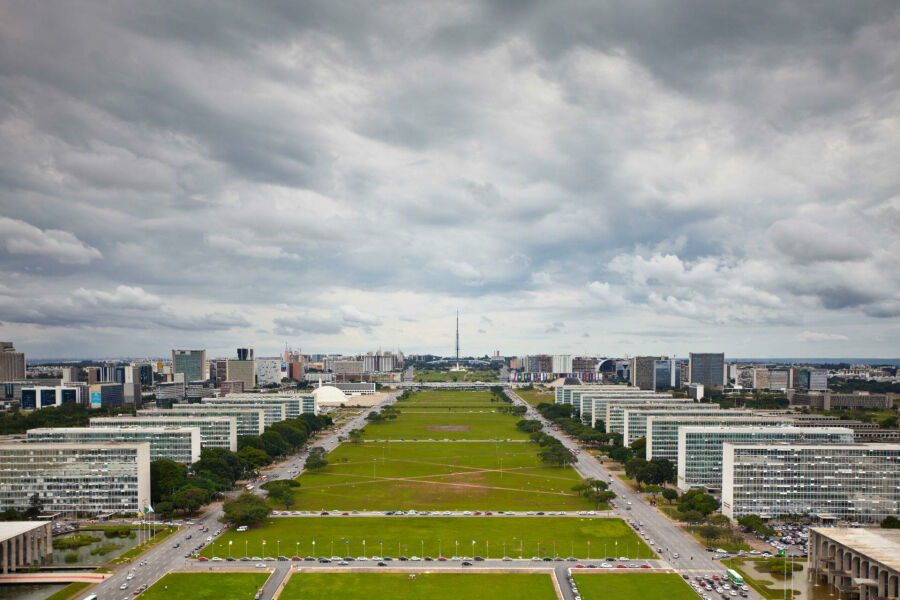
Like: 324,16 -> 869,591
426,425 -> 471,431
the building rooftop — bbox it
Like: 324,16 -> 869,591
0,521 -> 51,542
812,527 -> 900,572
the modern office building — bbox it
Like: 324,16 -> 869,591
0,443 -> 151,518
552,354 -> 573,374
809,368 -> 828,391
255,357 -> 285,386
808,527 -> 900,600
0,342 -> 25,382
606,401 -> 700,436
27,426 -> 201,464
622,407 -> 753,446
201,394 -> 317,419
646,415 -> 795,462
155,381 -> 186,402
142,407 -> 264,437
91,416 -> 237,451
787,391 -> 894,411
88,382 -> 124,408
722,443 -> 900,524
653,359 -> 681,390
631,356 -> 660,390
768,369 -> 791,390
172,349 -> 207,384
194,401 -> 284,427
596,396 -> 681,431
20,386 -> 82,410
688,352 -> 725,388
226,359 -> 256,391
0,521 -> 53,573
677,425 -> 854,491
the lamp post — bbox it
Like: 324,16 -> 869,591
471,540 -> 475,559
438,539 -> 441,558
455,540 -> 458,557
244,540 -> 248,558
312,540 -> 315,558
380,540 -> 383,558
296,541 -> 299,557
421,540 -> 424,558
228,540 -> 232,559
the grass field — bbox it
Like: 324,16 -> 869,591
573,573 -> 697,600
515,388 -> 554,407
289,442 -> 596,510
361,411 -> 528,440
201,516 -> 651,559
139,573 -> 271,600
395,390 -> 501,407
280,573 -> 555,600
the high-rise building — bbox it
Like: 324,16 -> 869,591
226,359 -> 256,390
0,443 -> 151,518
630,356 -> 659,390
653,359 -> 681,389
552,355 -> 573,374
256,357 -> 285,386
688,352 -> 725,388
677,425 -> 854,491
722,443 -> 900,522
88,383 -> 124,408
27,426 -> 201,464
0,342 -> 25,382
20,386 -> 82,410
172,350 -> 207,383
92,416 -> 237,451
809,369 -> 828,391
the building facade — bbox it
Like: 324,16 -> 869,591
722,443 -> 900,523
808,527 -> 900,600
0,343 -> 25,382
676,425 -> 855,491
91,416 -> 237,451
606,401 -> 700,436
0,443 -> 151,518
27,427 -> 201,464
0,522 -> 53,573
688,352 -> 725,388
142,408 -> 264,437
788,391 -> 894,411
631,356 -> 659,390
646,415 -> 795,462
225,360 -> 256,390
622,408 -> 753,446
172,349 -> 207,384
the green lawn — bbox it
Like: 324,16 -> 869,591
280,573 -> 555,600
202,516 -> 652,559
139,573 -> 271,600
412,371 -> 499,383
289,442 -> 595,510
395,390 -> 502,407
361,411 -> 528,440
573,573 -> 697,600
515,388 -> 554,407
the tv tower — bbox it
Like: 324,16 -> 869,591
455,310 -> 460,370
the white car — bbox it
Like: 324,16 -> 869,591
120,583 -> 128,590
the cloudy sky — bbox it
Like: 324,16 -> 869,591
1,1 -> 899,360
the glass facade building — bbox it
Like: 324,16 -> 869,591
0,443 -> 151,518
688,352 -> 725,388
677,426 -> 854,491
646,415 -> 793,462
623,408 -> 752,446
91,416 -> 237,451
27,427 -> 201,464
193,402 -> 284,427
602,398 -> 688,433
606,401 -> 700,436
139,408 -> 264,438
172,349 -> 206,384
722,443 -> 900,523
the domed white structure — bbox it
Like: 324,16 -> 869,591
313,385 -> 348,405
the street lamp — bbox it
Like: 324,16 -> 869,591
472,540 -> 475,558
244,540 -> 248,557
438,539 -> 441,558
296,541 -> 299,557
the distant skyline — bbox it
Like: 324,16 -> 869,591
1,2 -> 899,359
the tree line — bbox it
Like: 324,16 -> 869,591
150,413 -> 331,518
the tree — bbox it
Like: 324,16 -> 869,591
661,488 -> 679,503
630,437 -> 647,459
238,447 -> 272,473
681,510 -> 705,524
608,447 -> 633,463
708,514 -> 730,526
24,493 -> 43,519
698,525 -> 724,546
738,514 -> 775,536
154,501 -> 174,517
881,515 -> 900,529
516,419 -> 542,433
172,487 -> 208,515
150,460 -> 187,503
348,429 -> 363,445
538,444 -> 576,467
222,492 -> 271,526
305,447 -> 329,471
267,483 -> 296,509
678,489 -> 720,515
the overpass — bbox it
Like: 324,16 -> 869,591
0,571 -> 110,584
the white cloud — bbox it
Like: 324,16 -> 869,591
0,216 -> 102,264
795,331 -> 849,342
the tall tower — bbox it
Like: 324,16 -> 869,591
455,310 -> 460,370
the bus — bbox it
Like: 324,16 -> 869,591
727,569 -> 744,585
81,595 -> 98,600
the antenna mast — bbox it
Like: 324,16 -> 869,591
456,311 -> 460,370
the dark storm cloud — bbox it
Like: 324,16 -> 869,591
0,0 -> 899,356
